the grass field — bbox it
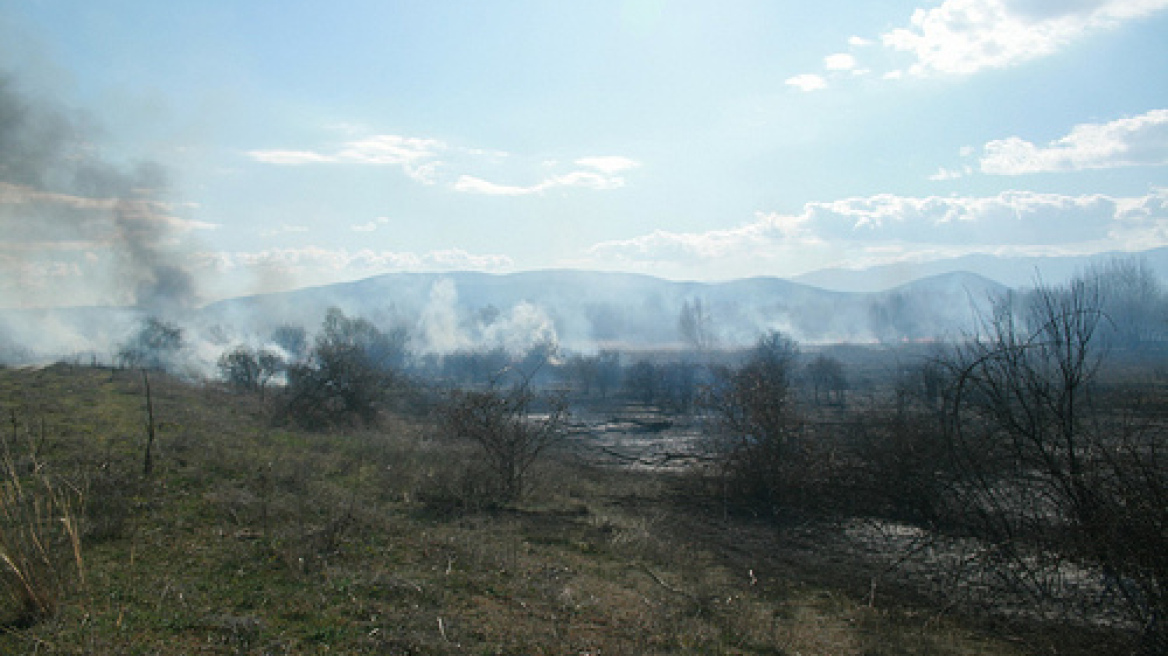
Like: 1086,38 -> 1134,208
0,364 -> 1133,654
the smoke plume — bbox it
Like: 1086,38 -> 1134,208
0,72 -> 198,314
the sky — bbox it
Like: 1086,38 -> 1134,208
1,0 -> 1167,307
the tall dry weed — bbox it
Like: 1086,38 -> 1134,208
0,418 -> 85,626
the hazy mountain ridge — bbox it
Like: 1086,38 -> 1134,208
794,246 -> 1168,292
202,269 -> 1008,352
0,265 -> 1052,364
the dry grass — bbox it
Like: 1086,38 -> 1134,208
0,364 -> 1137,654
0,409 -> 85,627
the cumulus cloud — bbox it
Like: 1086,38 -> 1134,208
587,189 -> 1168,274
882,0 -> 1168,76
979,108 -> 1168,174
785,73 -> 828,92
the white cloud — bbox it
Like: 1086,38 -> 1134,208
587,190 -> 1168,273
979,108 -> 1168,174
882,0 -> 1168,76
453,175 -> 536,197
848,36 -> 872,47
245,150 -> 335,165
260,224 -> 309,237
785,73 -> 828,92
453,157 -> 638,196
202,246 -> 513,279
824,53 -> 858,71
575,156 -> 640,174
248,134 -> 446,184
249,135 -> 443,166
929,166 -> 973,181
351,216 -> 392,232
251,133 -> 637,195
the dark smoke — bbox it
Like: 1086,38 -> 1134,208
0,72 -> 198,314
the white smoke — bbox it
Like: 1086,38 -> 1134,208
416,278 -> 468,353
479,301 -> 559,356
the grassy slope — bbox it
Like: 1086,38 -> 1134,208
0,365 -> 1121,654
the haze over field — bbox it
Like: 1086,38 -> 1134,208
1,0 -> 1166,312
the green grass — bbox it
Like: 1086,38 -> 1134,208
0,364 -> 1131,654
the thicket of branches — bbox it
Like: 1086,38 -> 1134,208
440,381 -> 568,503
938,278 -> 1168,648
698,268 -> 1167,649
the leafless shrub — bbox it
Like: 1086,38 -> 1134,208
440,380 -> 568,503
844,408 -> 950,524
700,330 -> 810,515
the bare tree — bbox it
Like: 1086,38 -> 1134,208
942,278 -> 1168,647
679,298 -> 716,353
805,353 -> 847,406
1083,256 -> 1167,349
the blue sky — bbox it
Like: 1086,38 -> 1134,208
2,0 -> 1167,306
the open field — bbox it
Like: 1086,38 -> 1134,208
0,364 -> 1142,654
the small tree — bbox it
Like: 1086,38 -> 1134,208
218,345 -> 282,398
442,381 -> 568,502
703,330 -> 802,512
805,353 -> 847,406
117,317 -> 184,370
1083,256 -> 1167,349
271,325 -> 309,362
282,308 -> 409,428
679,298 -> 716,353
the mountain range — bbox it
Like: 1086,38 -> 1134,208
202,269 -> 1007,353
8,245 -> 1168,362
793,246 -> 1168,292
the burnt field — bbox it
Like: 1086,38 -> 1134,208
2,271 -> 1168,654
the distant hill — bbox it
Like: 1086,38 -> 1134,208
793,246 -> 1168,292
202,269 -> 1008,352
0,269 -> 1012,363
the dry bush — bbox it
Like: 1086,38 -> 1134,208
440,381 -> 568,504
844,408 -> 950,524
700,330 -> 814,517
